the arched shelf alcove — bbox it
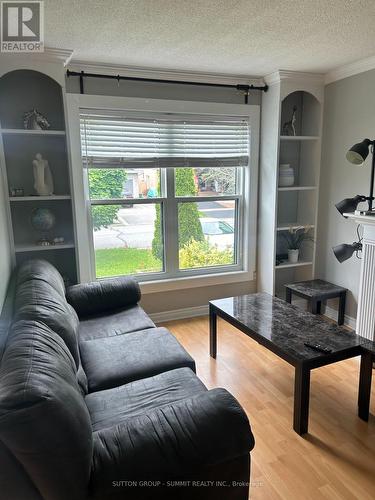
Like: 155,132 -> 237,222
0,69 -> 78,284
256,72 -> 324,299
274,89 -> 322,298
280,90 -> 321,138
0,69 -> 65,130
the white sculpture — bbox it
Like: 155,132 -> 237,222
282,106 -> 297,136
32,153 -> 54,196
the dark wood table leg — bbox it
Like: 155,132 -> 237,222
338,292 -> 346,326
293,364 -> 311,435
209,304 -> 217,359
311,299 -> 321,315
358,350 -> 373,421
285,287 -> 292,303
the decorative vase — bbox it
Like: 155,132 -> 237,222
279,164 -> 294,187
288,249 -> 299,263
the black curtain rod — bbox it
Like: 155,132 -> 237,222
66,69 -> 268,104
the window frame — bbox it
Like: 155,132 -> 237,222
66,94 -> 259,292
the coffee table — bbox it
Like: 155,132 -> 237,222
209,293 -> 374,435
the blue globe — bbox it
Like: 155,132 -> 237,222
31,208 -> 56,232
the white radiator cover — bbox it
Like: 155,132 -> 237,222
345,213 -> 375,340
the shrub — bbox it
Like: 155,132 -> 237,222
179,239 -> 233,269
89,169 -> 127,230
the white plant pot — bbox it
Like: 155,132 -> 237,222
288,249 -> 299,263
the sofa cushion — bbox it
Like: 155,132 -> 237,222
85,367 -> 206,431
80,327 -> 196,392
0,320 -> 93,500
14,278 -> 81,368
16,259 -> 66,297
66,277 -> 141,318
78,304 -> 155,342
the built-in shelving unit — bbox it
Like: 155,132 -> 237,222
257,71 -> 324,300
275,260 -> 313,270
280,135 -> 319,141
276,223 -> 315,231
0,69 -> 78,284
278,186 -> 316,192
1,128 -> 66,136
15,242 -> 75,253
9,195 -> 71,201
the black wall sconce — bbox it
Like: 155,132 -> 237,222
332,139 -> 373,262
335,138 -> 375,218
332,241 -> 362,263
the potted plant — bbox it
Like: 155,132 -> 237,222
281,225 -> 314,263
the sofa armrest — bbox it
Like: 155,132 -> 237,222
66,278 -> 141,318
90,388 -> 254,495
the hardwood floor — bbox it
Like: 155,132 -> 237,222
161,316 -> 375,500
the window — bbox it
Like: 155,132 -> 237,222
80,111 -> 250,281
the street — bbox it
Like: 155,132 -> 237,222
93,200 -> 234,250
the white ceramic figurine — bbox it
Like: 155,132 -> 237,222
32,153 -> 54,196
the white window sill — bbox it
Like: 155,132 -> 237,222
139,270 -> 255,295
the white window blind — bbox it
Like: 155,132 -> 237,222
80,111 -> 249,169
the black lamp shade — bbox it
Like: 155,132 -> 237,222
332,242 -> 362,263
335,195 -> 366,216
346,139 -> 372,165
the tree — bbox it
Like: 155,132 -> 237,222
151,168 -> 204,261
200,167 -> 236,194
89,169 -> 127,230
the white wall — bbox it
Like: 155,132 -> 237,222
316,69 -> 375,319
0,171 -> 12,310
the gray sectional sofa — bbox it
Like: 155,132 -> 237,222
0,259 -> 255,499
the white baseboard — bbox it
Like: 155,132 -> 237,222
323,305 -> 356,330
150,305 -> 209,324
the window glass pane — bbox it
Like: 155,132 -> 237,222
91,203 -> 163,278
88,168 -> 161,200
178,200 -> 236,269
175,167 -> 238,197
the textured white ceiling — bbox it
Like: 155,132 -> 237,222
44,0 -> 375,77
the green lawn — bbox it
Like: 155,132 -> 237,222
95,248 -> 162,278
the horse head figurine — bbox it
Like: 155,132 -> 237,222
23,109 -> 51,130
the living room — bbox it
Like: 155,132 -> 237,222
0,1 -> 374,499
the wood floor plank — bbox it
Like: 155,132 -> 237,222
161,316 -> 375,499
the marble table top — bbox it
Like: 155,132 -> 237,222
210,293 -> 374,365
284,279 -> 347,298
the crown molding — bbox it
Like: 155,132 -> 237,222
325,55 -> 375,85
26,47 -> 74,65
265,70 -> 324,87
67,60 -> 264,87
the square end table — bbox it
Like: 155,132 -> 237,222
285,279 -> 347,325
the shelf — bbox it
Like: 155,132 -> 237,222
15,242 -> 75,253
9,195 -> 71,201
275,260 -> 313,270
277,223 -> 315,231
280,135 -> 319,141
1,128 -> 66,136
278,186 -> 317,192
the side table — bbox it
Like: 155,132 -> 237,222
285,279 -> 347,325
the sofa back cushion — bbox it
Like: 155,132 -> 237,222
0,320 -> 93,500
16,259 -> 66,297
14,260 -> 81,368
